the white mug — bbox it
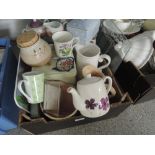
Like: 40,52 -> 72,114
76,43 -> 111,78
18,71 -> 44,104
52,31 -> 79,57
43,21 -> 64,35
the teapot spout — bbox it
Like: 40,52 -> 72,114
67,87 -> 85,111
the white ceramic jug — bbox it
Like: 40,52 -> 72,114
67,74 -> 112,118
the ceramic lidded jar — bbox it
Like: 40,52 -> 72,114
17,31 -> 52,66
66,19 -> 100,45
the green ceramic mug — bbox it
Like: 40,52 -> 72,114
18,71 -> 44,104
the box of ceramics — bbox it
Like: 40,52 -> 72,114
13,19 -> 155,134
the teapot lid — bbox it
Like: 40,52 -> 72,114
77,75 -> 101,86
16,30 -> 39,48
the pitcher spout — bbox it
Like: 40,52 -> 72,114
67,87 -> 85,111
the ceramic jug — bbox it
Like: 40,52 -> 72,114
67,74 -> 112,118
17,31 -> 52,66
43,20 -> 64,36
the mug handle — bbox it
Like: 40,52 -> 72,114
18,80 -> 33,102
62,21 -> 68,30
22,28 -> 27,33
102,76 -> 112,94
98,54 -> 111,70
72,37 -> 80,48
22,24 -> 30,33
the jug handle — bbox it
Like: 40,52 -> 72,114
102,76 -> 112,94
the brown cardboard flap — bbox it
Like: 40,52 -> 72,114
114,61 -> 151,102
145,74 -> 155,87
20,103 -> 130,135
135,74 -> 155,103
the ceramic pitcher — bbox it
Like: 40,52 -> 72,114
67,74 -> 112,118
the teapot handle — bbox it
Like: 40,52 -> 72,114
102,76 -> 112,94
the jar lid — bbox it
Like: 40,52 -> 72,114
16,31 -> 39,48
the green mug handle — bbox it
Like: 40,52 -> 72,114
18,80 -> 33,102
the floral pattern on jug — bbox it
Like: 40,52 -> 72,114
85,97 -> 109,110
99,97 -> 109,110
85,98 -> 98,109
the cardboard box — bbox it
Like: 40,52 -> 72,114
14,58 -> 144,134
13,23 -> 155,134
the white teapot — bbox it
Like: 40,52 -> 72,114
67,74 -> 112,118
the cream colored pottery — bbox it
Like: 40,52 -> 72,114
17,31 -> 52,66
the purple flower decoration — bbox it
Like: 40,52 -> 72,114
85,98 -> 98,110
99,97 -> 109,110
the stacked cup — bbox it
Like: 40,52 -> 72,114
52,31 -> 79,58
76,43 -> 111,79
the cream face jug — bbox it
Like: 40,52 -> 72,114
17,31 -> 52,66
